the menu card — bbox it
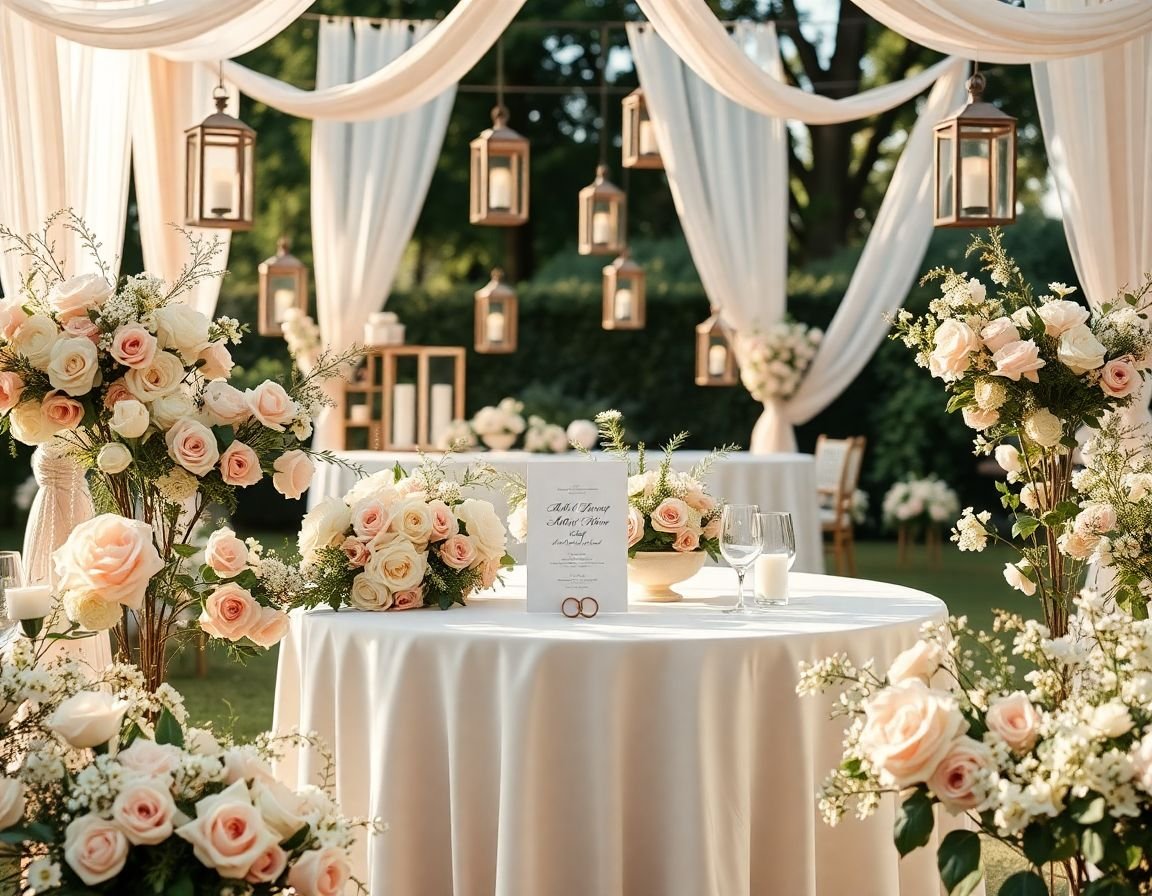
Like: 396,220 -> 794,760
527,460 -> 628,613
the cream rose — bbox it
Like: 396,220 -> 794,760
175,781 -> 278,879
395,498 -> 434,546
165,417 -> 219,476
97,442 -> 132,475
117,739 -> 182,778
41,390 -> 84,434
650,498 -> 690,534
0,777 -> 24,830
200,583 -> 262,642
150,391 -> 197,431
186,727 -> 223,757
961,406 -> 999,431
887,641 -> 945,684
53,514 -> 164,610
394,588 -> 424,610
672,528 -> 700,552
197,340 -> 234,380
1075,503 -> 1117,536
202,380 -> 251,426
1023,408 -> 1064,449
205,527 -> 249,578
246,381 -> 296,431
109,324 -> 158,370
368,541 -> 426,592
248,607 -> 289,648
63,814 -> 128,885
125,351 -> 185,402
48,273 -> 112,321
109,398 -> 149,439
454,498 -> 507,560
1003,562 -> 1036,596
1132,735 -> 1152,794
626,506 -> 646,548
298,498 -> 352,562
979,317 -> 1020,353
994,444 -> 1022,474
154,304 -> 211,363
927,736 -> 994,813
47,336 -> 100,396
246,843 -> 289,885
0,371 -> 24,414
9,402 -> 52,444
986,692 -> 1041,753
112,779 -> 177,846
990,340 -> 1046,383
1037,299 -> 1090,337
1056,324 -> 1106,374
858,680 -> 967,787
349,574 -> 394,611
439,534 -> 478,571
12,314 -> 60,368
219,441 -> 262,488
63,589 -> 123,631
47,691 -> 128,749
1090,701 -> 1134,738
506,504 -> 528,544
1058,530 -> 1099,560
273,449 -> 315,500
1100,358 -> 1139,398
928,319 -> 980,380
251,779 -> 309,840
287,847 -> 351,896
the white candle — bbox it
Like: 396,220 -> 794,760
273,288 -> 295,320
592,210 -> 612,245
614,288 -> 633,321
960,155 -> 990,213
430,384 -> 453,447
391,383 -> 416,447
4,585 -> 54,621
349,405 -> 371,425
708,344 -> 727,377
486,310 -> 506,344
488,167 -> 513,210
208,168 -> 234,214
754,554 -> 790,603
638,119 -> 657,156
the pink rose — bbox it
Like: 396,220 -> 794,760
672,528 -> 700,552
165,418 -> 220,476
246,843 -> 289,885
351,498 -> 391,539
1075,503 -> 1117,537
198,340 -> 234,380
979,317 -> 1020,353
985,691 -> 1041,753
248,607 -> 289,649
117,739 -> 182,778
53,514 -> 164,611
1100,358 -> 1139,398
0,371 -> 24,413
62,315 -> 101,344
273,450 -> 315,500
990,339 -> 1046,383
479,557 -> 501,590
394,588 -> 424,610
199,583 -> 262,642
0,297 -> 28,340
64,815 -> 128,885
439,534 -> 478,571
205,528 -> 249,578
1058,530 -> 1099,560
961,406 -> 999,431
111,779 -> 177,846
110,324 -> 158,370
103,378 -> 133,409
287,847 -> 351,896
887,641 -> 945,685
859,680 -> 967,787
219,441 -> 263,488
47,273 -> 112,321
684,489 -> 717,514
702,516 -> 721,540
202,380 -> 250,426
41,390 -> 84,433
650,498 -> 690,534
626,506 -> 645,548
928,319 -> 980,380
928,736 -> 994,812
427,500 -> 458,541
246,381 -> 296,431
175,781 -> 278,879
341,536 -> 371,568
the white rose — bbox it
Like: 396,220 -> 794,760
251,779 -> 310,840
125,351 -> 185,402
566,419 -> 598,450
150,390 -> 197,430
201,380 -> 250,426
348,573 -> 394,611
1090,701 -> 1134,739
298,498 -> 352,562
47,273 -> 112,320
886,641 -> 945,684
47,691 -> 128,749
1003,562 -> 1036,596
454,498 -> 508,560
11,314 -> 61,368
1056,324 -> 1106,374
109,399 -> 150,439
0,777 -> 25,830
154,304 -> 211,363
96,443 -> 132,475
508,504 -> 528,543
1037,299 -> 1090,337
185,727 -> 222,757
1023,408 -> 1064,449
47,336 -> 101,396
994,444 -> 1022,474
366,540 -> 426,592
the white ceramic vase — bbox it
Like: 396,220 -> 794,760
627,551 -> 707,602
481,432 -> 518,451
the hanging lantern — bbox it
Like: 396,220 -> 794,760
601,251 -> 646,330
469,106 -> 530,227
578,164 -> 627,256
695,311 -> 739,387
185,83 -> 256,230
258,237 -> 309,337
933,71 -> 1017,228
621,89 -> 662,170
474,268 -> 518,354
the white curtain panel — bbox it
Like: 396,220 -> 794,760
310,18 -> 455,454
131,55 -> 234,316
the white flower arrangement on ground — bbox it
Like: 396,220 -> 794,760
294,456 -> 513,612
523,415 -> 570,453
882,476 -> 960,530
737,319 -> 823,402
434,418 -> 478,452
280,307 -> 321,370
470,398 -> 526,443
0,640 -> 377,895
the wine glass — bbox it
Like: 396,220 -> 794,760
755,512 -> 796,608
0,550 -> 25,628
719,505 -> 762,614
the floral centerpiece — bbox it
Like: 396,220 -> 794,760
737,319 -> 823,402
882,476 -> 961,530
523,414 -> 570,454
470,397 -> 526,451
293,457 -> 513,612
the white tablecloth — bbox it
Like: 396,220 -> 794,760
315,450 -> 824,573
274,567 -> 954,896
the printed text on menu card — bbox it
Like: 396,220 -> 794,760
527,460 -> 627,613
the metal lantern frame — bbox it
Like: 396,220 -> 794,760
578,164 -> 627,256
474,268 -> 519,354
469,105 -> 530,226
695,311 -> 739,387
185,83 -> 256,230
621,88 -> 663,170
258,237 -> 309,337
933,71 -> 1017,228
601,251 -> 646,330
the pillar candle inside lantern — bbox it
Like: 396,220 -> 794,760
614,288 -> 633,321
960,154 -> 990,214
486,310 -> 506,343
591,211 -> 612,245
392,384 -> 416,447
708,344 -> 727,377
488,167 -> 513,210
209,169 -> 234,214
638,119 -> 657,156
273,289 -> 295,320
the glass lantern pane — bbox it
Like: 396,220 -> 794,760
936,133 -> 954,220
488,157 -> 513,212
994,132 -> 1014,220
637,110 -> 657,157
268,275 -> 298,324
186,132 -> 202,222
203,144 -> 240,221
242,142 -> 255,221
959,138 -> 992,218
592,200 -> 615,245
613,283 -> 635,321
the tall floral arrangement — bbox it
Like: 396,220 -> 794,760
882,476 -> 960,531
737,319 -> 823,402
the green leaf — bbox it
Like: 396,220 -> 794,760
154,707 -> 185,748
938,830 -> 982,896
1011,515 -> 1041,539
1020,825 -> 1054,867
1071,794 -> 1106,825
1082,828 -> 1105,864
0,822 -> 55,845
173,574 -> 197,591
201,567 -> 219,583
20,617 -> 43,639
1083,878 -> 1139,896
393,461 -> 406,483
212,425 -> 235,451
171,543 -> 198,558
280,823 -> 311,852
997,870 -> 1048,896
165,876 -> 195,896
893,789 -> 935,857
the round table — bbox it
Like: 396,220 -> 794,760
273,567 -> 952,896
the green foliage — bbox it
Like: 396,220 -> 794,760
938,830 -> 983,896
998,871 -> 1048,896
894,788 -> 935,856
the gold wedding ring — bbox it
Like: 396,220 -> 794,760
561,596 -> 599,619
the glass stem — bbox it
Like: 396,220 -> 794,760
735,568 -> 747,611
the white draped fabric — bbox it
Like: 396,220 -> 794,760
309,19 -> 456,453
131,56 -> 235,316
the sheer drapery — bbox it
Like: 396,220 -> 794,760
309,18 -> 456,454
131,55 -> 234,316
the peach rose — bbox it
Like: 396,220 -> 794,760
125,351 -> 184,402
53,514 -> 164,610
273,450 -> 315,500
0,371 -> 24,413
199,583 -> 262,642
0,777 -> 25,830
1058,530 -> 1099,560
428,500 -> 458,541
626,506 -> 645,548
117,739 -> 182,778
859,680 -> 967,787
650,498 -> 690,534
928,319 -> 980,380
63,814 -> 128,885
219,441 -> 263,488
1003,561 -> 1037,596
985,691 -> 1041,753
0,297 -> 28,340
165,417 -> 220,476
351,498 -> 391,539
202,380 -> 251,426
439,534 -> 478,571
887,640 -> 945,684
103,378 -> 133,408
110,324 -> 158,370
175,781 -> 278,879
928,736 -> 994,812
672,528 -> 700,552
990,339 -> 1046,383
1037,299 -> 1090,337
246,843 -> 289,885
479,557 -> 501,590
109,398 -> 149,439
41,390 -> 84,433
684,489 -> 717,515
961,406 -> 999,431
248,607 -> 290,649
47,690 -> 128,749
394,588 -> 424,610
340,536 -> 371,568
197,340 -> 234,380
62,315 -> 100,343
979,317 -> 1021,353
287,847 -> 351,896
112,779 -> 178,846
246,381 -> 296,431
702,515 -> 721,540
1100,358 -> 1139,398
47,273 -> 112,321
205,527 -> 249,578
1074,503 -> 1117,536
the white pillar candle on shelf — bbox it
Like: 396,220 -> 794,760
708,344 -> 727,377
754,554 -> 789,602
349,405 -> 371,425
614,288 -> 633,321
486,311 -> 506,343
960,155 -> 990,212
273,288 -> 295,320
4,585 -> 53,620
591,211 -> 612,245
430,384 -> 454,447
638,119 -> 657,156
209,169 -> 233,213
392,384 -> 416,447
488,167 -> 513,210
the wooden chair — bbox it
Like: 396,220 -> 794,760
815,435 -> 866,576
